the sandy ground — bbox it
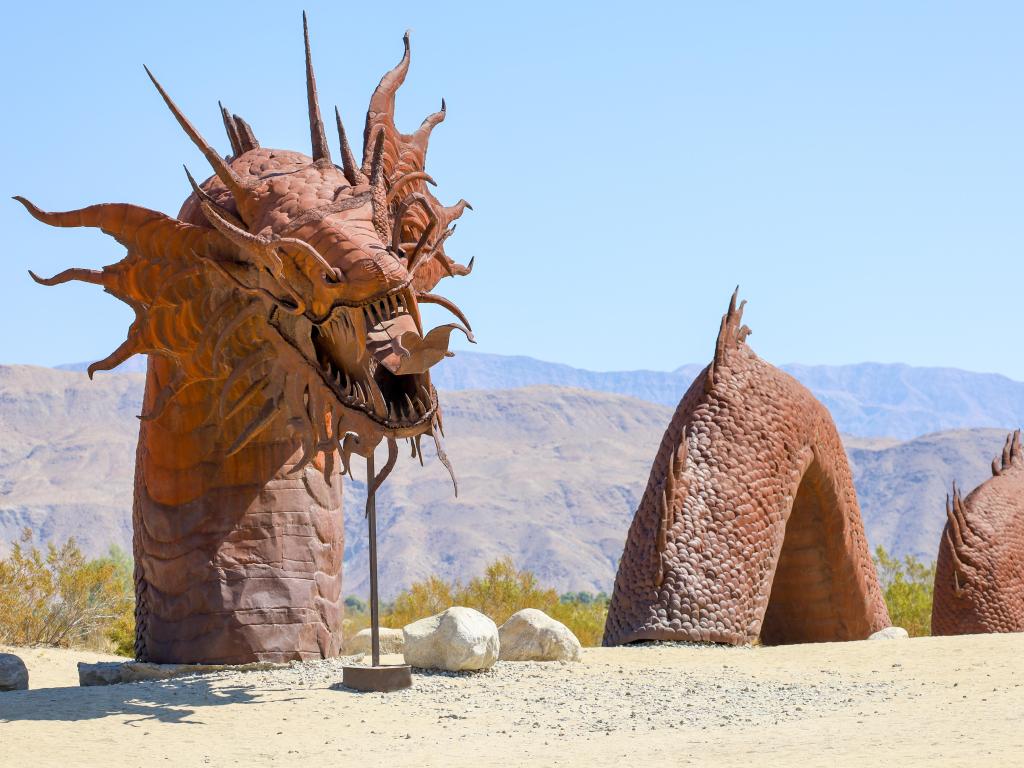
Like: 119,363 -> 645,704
1,634 -> 1022,768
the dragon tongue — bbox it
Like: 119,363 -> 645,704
389,323 -> 472,375
366,313 -> 472,376
365,313 -> 418,374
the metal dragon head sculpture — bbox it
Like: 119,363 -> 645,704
16,13 -> 472,490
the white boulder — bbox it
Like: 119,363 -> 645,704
868,626 -> 909,640
498,608 -> 582,662
403,607 -> 499,671
0,653 -> 29,691
346,627 -> 405,656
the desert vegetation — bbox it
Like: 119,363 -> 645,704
344,558 -> 611,646
0,529 -> 134,654
0,535 -> 937,657
872,545 -> 935,637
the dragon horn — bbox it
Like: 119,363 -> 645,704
219,101 -> 243,157
234,114 -> 260,153
183,166 -> 246,230
303,12 -> 331,164
335,107 -> 367,185
409,98 -> 446,159
363,30 -> 410,170
14,196 -> 225,260
143,65 -> 249,202
367,126 -> 390,240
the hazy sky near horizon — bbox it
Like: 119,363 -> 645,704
2,2 -> 1023,378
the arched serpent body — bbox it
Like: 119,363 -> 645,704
604,292 -> 890,646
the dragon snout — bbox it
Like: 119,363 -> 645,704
337,253 -> 410,303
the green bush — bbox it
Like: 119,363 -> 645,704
344,595 -> 367,614
873,545 -> 935,637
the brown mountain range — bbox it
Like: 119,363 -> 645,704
0,364 -> 1008,597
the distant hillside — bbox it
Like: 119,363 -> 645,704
0,365 -> 141,558
58,352 -> 1024,439
0,364 -> 1012,598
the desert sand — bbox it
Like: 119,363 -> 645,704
1,634 -> 1022,767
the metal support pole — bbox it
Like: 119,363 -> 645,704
341,443 -> 410,692
366,450 -> 380,668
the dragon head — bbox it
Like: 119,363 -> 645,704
16,14 -> 473,488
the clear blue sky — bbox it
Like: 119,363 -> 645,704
3,2 -> 1023,377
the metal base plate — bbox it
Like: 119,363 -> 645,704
341,664 -> 412,692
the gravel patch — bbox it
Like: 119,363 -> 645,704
130,648 -> 902,735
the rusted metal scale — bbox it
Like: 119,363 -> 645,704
604,290 -> 890,647
932,430 -> 1024,635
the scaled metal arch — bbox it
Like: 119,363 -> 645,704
604,291 -> 890,646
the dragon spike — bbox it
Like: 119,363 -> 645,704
335,106 -> 367,186
410,98 -> 446,155
219,101 -> 243,158
199,201 -> 273,256
416,292 -> 473,331
368,126 -> 387,191
364,30 -> 411,156
183,166 -> 245,229
143,65 -> 249,202
442,199 -> 473,225
391,193 -> 437,254
387,171 -> 437,205
368,127 -> 390,240
15,196 -> 230,273
234,115 -> 260,153
302,12 -> 331,164
28,266 -> 105,287
431,416 -> 458,496
993,428 -> 1023,475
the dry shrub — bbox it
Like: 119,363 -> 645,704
453,558 -> 560,626
549,596 -> 609,647
0,529 -> 134,653
345,558 -> 610,646
383,574 -> 456,628
874,545 -> 935,637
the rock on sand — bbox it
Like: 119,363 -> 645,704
0,653 -> 28,691
498,608 -> 582,662
403,607 -> 499,671
346,627 -> 405,655
869,627 -> 910,640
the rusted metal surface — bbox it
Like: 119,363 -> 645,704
604,290 -> 890,647
17,13 -> 473,664
932,430 -> 1024,635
